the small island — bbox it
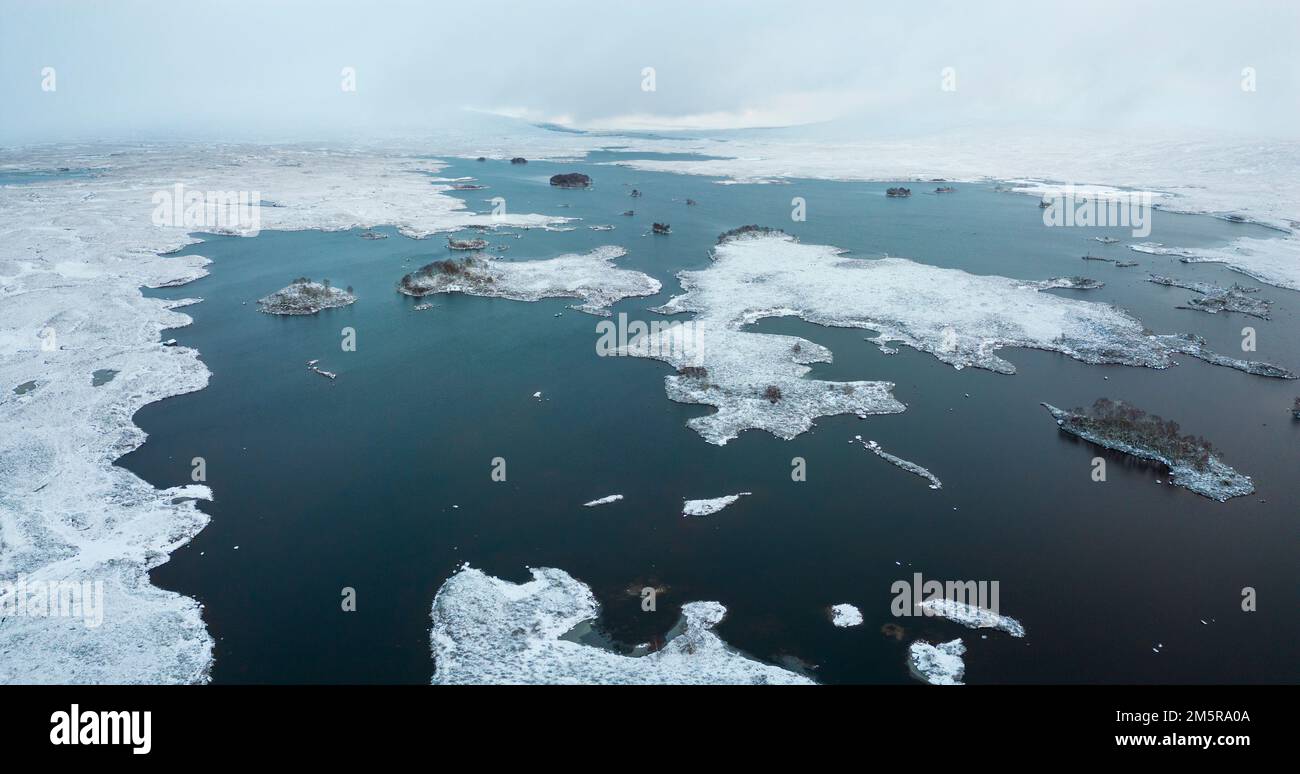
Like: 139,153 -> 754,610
717,224 -> 789,244
509,157 -> 527,164
448,236 -> 488,251
1042,399 -> 1254,501
396,246 -> 660,316
257,278 -> 356,315
1022,276 -> 1104,290
886,186 -> 912,198
549,173 -> 591,189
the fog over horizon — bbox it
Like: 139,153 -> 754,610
2,0 -> 1299,146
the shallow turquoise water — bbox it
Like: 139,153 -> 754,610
122,152 -> 1300,684
0,167 -> 96,185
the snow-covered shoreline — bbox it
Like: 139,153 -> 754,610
605,131 -> 1300,293
0,144 -> 571,684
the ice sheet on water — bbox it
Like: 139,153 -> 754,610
430,565 -> 813,685
624,232 -> 1279,446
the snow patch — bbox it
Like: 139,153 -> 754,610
582,494 -> 623,507
829,604 -> 863,628
682,492 -> 751,516
430,565 -> 813,685
909,639 -> 966,685
919,598 -> 1026,638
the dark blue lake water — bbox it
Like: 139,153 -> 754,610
121,151 -> 1300,684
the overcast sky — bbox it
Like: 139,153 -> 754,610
3,0 -> 1298,145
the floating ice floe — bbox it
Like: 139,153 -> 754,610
397,246 -> 659,316
909,639 -> 966,685
854,436 -> 942,490
430,565 -> 813,685
918,598 -> 1026,638
682,492 -> 751,516
582,494 -> 623,507
829,603 -> 863,628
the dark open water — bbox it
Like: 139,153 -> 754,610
120,151 -> 1299,684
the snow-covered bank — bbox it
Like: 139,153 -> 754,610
1132,238 -> 1300,292
1156,333 -> 1295,379
1042,402 -> 1255,501
397,246 -> 659,316
429,565 -> 813,684
0,144 -> 570,683
604,131 -> 1300,230
624,231 -> 1285,445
